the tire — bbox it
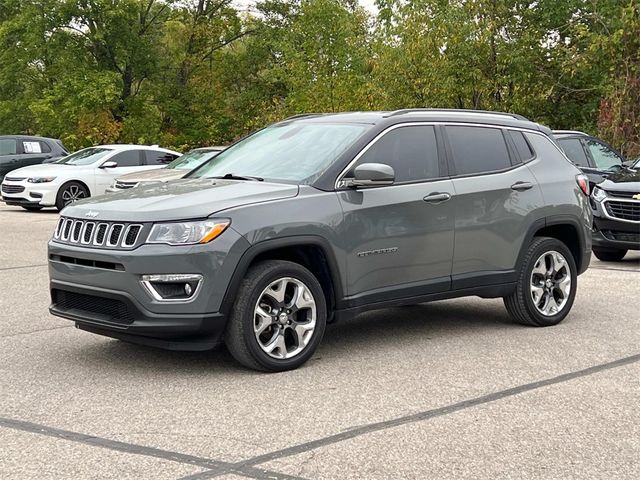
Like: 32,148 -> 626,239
592,248 -> 627,262
224,260 -> 327,372
504,237 -> 577,327
56,181 -> 89,211
21,206 -> 43,211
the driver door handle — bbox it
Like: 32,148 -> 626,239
511,181 -> 533,191
423,192 -> 451,203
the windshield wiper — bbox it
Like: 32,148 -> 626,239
211,173 -> 264,182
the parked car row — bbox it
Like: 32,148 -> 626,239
1,145 -> 181,210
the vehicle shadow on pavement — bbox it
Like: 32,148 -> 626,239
64,299 -> 518,375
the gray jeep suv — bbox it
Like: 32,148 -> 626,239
48,110 -> 592,371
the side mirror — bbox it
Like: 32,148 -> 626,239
100,161 -> 118,169
344,163 -> 395,188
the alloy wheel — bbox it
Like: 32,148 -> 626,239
253,277 -> 317,360
61,185 -> 86,206
529,250 -> 572,316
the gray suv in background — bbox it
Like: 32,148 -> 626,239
0,135 -> 68,181
48,110 -> 592,371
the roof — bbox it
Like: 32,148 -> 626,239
283,109 -> 543,131
0,134 -> 61,142
552,130 -> 589,137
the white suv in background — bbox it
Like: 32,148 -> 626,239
0,144 -> 179,211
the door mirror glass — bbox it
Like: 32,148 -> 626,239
100,161 -> 118,169
347,163 -> 395,187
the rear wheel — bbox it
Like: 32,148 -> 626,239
504,237 -> 577,327
56,181 -> 89,211
225,260 -> 327,372
592,248 -> 627,262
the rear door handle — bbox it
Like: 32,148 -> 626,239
511,181 -> 533,191
423,192 -> 451,203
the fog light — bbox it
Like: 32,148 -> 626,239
141,274 -> 202,302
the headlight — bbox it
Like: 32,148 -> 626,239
592,186 -> 607,202
146,219 -> 230,245
27,177 -> 56,183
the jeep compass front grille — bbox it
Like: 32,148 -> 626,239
53,217 -> 146,249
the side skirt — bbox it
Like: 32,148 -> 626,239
333,282 -> 516,323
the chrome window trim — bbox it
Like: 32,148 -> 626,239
334,121 -> 550,189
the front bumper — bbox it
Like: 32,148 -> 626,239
48,228 -> 250,349
591,198 -> 640,251
1,178 -> 59,207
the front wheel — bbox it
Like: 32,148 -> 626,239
592,248 -> 627,262
504,237 -> 577,327
56,181 -> 89,211
225,260 -> 327,372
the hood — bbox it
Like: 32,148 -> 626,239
63,178 -> 299,222
597,168 -> 640,192
5,163 -> 88,177
116,168 -> 186,183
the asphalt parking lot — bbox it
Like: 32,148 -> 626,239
0,203 -> 638,480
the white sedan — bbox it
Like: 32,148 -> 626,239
0,144 -> 180,211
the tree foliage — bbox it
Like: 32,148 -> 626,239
0,0 -> 637,156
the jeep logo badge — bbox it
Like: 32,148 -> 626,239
85,211 -> 99,218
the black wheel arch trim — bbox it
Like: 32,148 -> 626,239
219,235 -> 345,316
518,215 -> 590,275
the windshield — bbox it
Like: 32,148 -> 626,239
55,147 -> 112,166
190,122 -> 368,183
168,149 -> 221,171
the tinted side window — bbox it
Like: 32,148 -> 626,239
557,138 -> 588,166
585,139 -> 623,170
39,141 -> 52,153
447,126 -> 511,175
110,150 -> 143,167
352,126 -> 439,182
146,150 -> 177,165
0,139 -> 17,155
509,131 -> 534,162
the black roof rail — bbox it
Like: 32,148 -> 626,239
384,108 -> 530,121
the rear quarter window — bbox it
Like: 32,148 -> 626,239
557,138 -> 588,166
508,131 -> 534,162
447,126 -> 511,175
